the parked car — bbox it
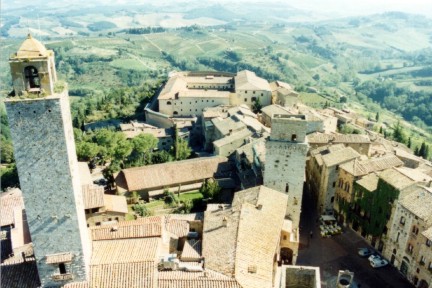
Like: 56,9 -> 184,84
93,178 -> 107,186
368,253 -> 381,262
358,248 -> 374,257
369,256 -> 389,268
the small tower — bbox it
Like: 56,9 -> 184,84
9,34 -> 58,96
5,35 -> 90,287
264,114 -> 309,264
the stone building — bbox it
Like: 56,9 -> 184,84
269,80 -> 299,108
264,114 -> 309,264
4,35 -> 90,287
307,144 -> 360,214
156,70 -> 271,118
333,154 -> 404,222
307,132 -> 371,156
382,186 -> 432,287
115,156 -> 233,200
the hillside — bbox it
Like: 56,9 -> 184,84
1,3 -> 432,160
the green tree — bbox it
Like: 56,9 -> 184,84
407,137 -> 412,149
163,189 -> 177,206
133,203 -> 150,217
199,178 -> 221,202
176,138 -> 192,160
0,164 -> 20,190
252,97 -> 262,114
392,121 -> 406,143
102,161 -> 122,188
174,199 -> 193,214
375,112 -> 380,122
131,134 -> 158,164
1,136 -> 14,164
152,150 -> 171,164
76,141 -> 100,161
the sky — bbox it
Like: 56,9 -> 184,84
3,0 -> 432,18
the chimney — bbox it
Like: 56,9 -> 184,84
222,216 -> 228,227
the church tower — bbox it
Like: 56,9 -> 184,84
264,114 -> 309,264
5,35 -> 90,287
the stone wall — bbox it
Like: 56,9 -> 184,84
5,91 -> 90,287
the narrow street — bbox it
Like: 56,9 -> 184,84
297,184 -> 414,288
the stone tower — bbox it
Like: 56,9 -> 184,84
264,114 -> 308,264
5,35 -> 90,287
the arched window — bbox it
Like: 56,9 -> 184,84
173,111 -> 178,115
24,66 -> 40,89
166,101 -> 172,105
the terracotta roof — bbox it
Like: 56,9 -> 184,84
321,147 -> 360,167
422,226 -> 432,241
307,132 -> 334,144
399,187 -> 432,221
103,194 -> 128,214
0,259 -> 40,288
91,261 -> 156,288
379,168 -> 416,190
0,188 -> 24,227
203,186 -> 287,288
82,185 -> 105,209
340,154 -> 404,176
213,129 -> 252,148
15,34 -> 48,58
116,156 -> 229,192
235,70 -> 271,91
356,173 -> 379,192
333,134 -> 371,144
166,218 -> 189,238
395,167 -> 432,183
63,281 -> 89,288
158,269 -> 242,288
91,238 -> 159,265
46,252 -> 73,264
90,221 -> 162,241
181,239 -> 202,261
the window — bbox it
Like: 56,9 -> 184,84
283,235 -> 287,240
244,98 -> 247,102
24,66 -> 40,89
400,216 -> 405,225
336,165 -> 339,171
332,182 -> 336,188
261,93 -> 263,96
252,97 -> 256,102
166,101 -> 172,105
407,243 -> 413,254
173,111 -> 178,115
59,263 -> 67,274
427,239 -> 432,247
247,265 -> 257,273
412,226 -> 419,235
420,256 -> 426,265
291,134 -> 297,141
285,183 -> 289,193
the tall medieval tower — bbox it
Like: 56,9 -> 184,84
264,114 -> 308,264
5,35 -> 90,287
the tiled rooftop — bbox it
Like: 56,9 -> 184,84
400,187 -> 432,221
379,168 -> 416,190
340,154 -> 404,176
203,186 -> 287,288
321,147 -> 360,167
82,185 -> 105,209
356,173 -> 380,192
91,238 -> 159,265
0,188 -> 24,226
235,70 -> 271,91
116,156 -> 229,192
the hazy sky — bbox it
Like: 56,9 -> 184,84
3,0 -> 432,18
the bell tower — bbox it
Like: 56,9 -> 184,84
5,35 -> 90,287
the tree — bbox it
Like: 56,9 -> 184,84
252,97 -> 262,114
131,133 -> 158,164
76,141 -> 100,161
392,121 -> 406,143
199,178 -> 221,202
0,164 -> 20,190
419,142 -> 428,159
176,138 -> 192,160
133,203 -> 150,217
102,161 -> 122,189
152,150 -> 171,164
407,137 -> 412,149
163,189 -> 177,206
174,199 -> 193,214
375,112 -> 380,122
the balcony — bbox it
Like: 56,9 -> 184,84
52,273 -> 73,281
